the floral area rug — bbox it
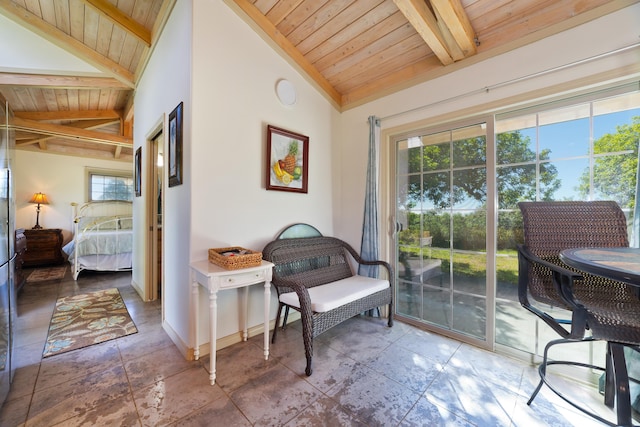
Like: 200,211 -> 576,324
27,266 -> 67,283
43,288 -> 137,358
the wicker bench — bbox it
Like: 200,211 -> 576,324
263,232 -> 393,376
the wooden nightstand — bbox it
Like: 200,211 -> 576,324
23,228 -> 64,268
15,229 -> 27,292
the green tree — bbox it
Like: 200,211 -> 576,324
408,131 -> 561,209
578,116 -> 640,209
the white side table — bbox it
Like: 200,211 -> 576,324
189,259 -> 274,385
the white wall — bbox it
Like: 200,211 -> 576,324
190,1 -> 340,344
14,150 -> 131,244
336,4 -> 640,250
133,0 -> 192,336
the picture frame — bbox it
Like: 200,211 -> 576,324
168,102 -> 183,187
134,147 -> 142,197
266,125 -> 309,193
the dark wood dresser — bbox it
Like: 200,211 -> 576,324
23,228 -> 64,268
15,228 -> 27,293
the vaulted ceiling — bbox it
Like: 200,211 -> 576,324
0,0 -> 630,161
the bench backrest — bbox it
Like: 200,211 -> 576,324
262,236 -> 354,293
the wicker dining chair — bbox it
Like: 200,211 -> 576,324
517,200 -> 638,425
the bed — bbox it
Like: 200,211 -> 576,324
63,201 -> 133,280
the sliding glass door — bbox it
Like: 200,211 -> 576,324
395,122 -> 490,342
393,86 -> 640,354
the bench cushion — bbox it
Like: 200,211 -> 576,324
279,275 -> 389,313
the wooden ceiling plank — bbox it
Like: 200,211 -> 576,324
0,73 -> 130,89
81,0 -> 151,46
431,0 -> 477,57
54,0 -> 72,34
0,0 -> 135,87
83,1 -> 100,49
392,0 -> 453,65
341,55 -> 442,107
15,110 -> 121,121
330,34 -> 428,87
69,0 -> 85,40
287,0 -> 352,47
228,0 -> 342,107
276,0 -> 328,37
13,116 -> 133,146
254,0 -> 279,14
114,145 -> 122,159
318,24 -> 419,79
296,0 -> 386,56
266,0 -> 304,26
305,3 -> 401,64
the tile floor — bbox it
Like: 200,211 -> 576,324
0,268 -> 625,426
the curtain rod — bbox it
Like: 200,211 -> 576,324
379,42 -> 640,122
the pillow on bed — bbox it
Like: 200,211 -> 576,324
118,218 -> 133,229
77,216 -> 119,230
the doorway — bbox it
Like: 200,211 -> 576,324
148,129 -> 164,301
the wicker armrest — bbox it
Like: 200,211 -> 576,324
517,244 -> 587,339
272,276 -> 312,313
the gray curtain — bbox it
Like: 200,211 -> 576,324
359,116 -> 381,278
633,145 -> 640,248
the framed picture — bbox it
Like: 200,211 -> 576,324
134,147 -> 142,197
266,125 -> 309,193
168,102 -> 183,187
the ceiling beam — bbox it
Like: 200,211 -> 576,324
17,119 -> 119,146
228,0 -> 342,107
392,0 -> 454,65
15,110 -> 122,121
431,0 -> 476,58
12,117 -> 132,147
81,0 -> 151,47
0,0 -> 135,88
0,73 -> 130,90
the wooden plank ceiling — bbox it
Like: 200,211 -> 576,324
0,0 -> 626,160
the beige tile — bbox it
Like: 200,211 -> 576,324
284,395 -> 368,426
133,366 -> 226,426
124,344 -> 199,391
327,364 -> 422,426
27,365 -> 130,426
0,393 -> 30,427
210,339 -> 281,393
35,341 -> 121,391
173,396 -> 251,427
53,394 -> 141,427
229,364 -> 323,426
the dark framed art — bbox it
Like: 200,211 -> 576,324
134,147 -> 142,197
266,125 -> 309,193
168,102 -> 183,187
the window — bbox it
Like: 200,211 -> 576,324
87,169 -> 134,202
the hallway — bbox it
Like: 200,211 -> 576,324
1,268 -> 614,426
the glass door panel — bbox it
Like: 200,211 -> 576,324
396,123 -> 488,341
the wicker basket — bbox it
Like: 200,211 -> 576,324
208,247 -> 262,270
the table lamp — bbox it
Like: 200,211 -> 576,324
29,192 -> 49,229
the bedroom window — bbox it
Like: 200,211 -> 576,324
88,169 -> 134,202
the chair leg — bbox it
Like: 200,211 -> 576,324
388,302 -> 393,327
609,342 -> 633,427
282,306 -> 290,330
271,303 -> 283,344
528,337 -> 557,406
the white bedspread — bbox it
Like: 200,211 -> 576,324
63,230 -> 133,257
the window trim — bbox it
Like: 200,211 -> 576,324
86,167 -> 134,202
